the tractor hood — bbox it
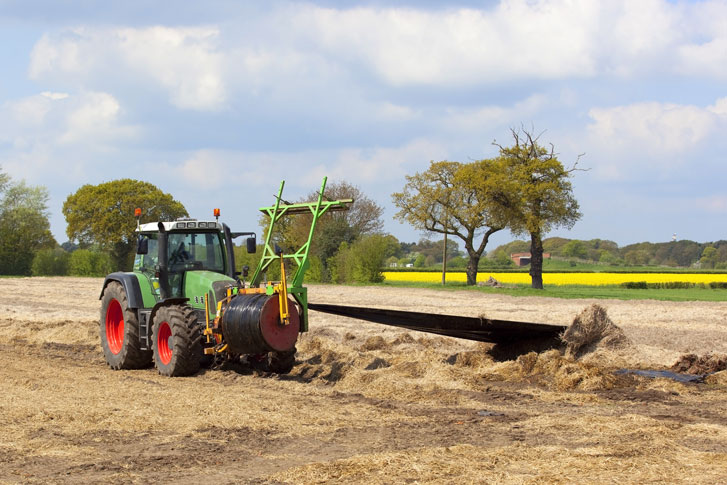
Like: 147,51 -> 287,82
184,270 -> 236,316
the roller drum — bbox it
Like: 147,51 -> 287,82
221,293 -> 300,355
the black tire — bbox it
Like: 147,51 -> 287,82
152,305 -> 202,377
267,347 -> 297,374
100,281 -> 152,369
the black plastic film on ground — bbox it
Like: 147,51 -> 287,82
308,303 -> 566,344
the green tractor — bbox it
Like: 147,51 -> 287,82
99,178 -> 351,376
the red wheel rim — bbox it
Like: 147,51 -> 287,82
158,321 -> 173,365
105,299 -> 124,355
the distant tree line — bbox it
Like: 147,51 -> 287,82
489,237 -> 727,269
2,161 -> 723,282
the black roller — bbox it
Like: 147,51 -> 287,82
221,293 -> 300,355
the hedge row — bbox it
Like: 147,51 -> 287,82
621,281 -> 727,289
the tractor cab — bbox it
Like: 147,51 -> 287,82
134,218 -> 255,301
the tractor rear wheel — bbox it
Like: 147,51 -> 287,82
267,347 -> 297,374
152,305 -> 202,377
100,282 -> 152,369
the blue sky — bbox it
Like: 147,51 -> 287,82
1,0 -> 726,251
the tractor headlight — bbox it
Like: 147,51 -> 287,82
176,222 -> 186,229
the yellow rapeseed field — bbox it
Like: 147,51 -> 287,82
382,271 -> 727,286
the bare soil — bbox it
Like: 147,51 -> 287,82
1,277 -> 726,484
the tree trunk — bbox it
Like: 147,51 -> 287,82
112,241 -> 134,272
529,232 -> 544,289
466,251 -> 480,286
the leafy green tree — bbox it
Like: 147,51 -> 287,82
32,248 -> 70,276
495,129 -> 582,289
305,255 -> 324,282
328,242 -> 352,283
351,234 -> 396,283
413,238 -> 461,263
624,249 -> 650,266
447,256 -> 467,268
0,168 -> 8,193
63,179 -> 187,271
700,246 -> 718,269
598,250 -> 619,265
329,235 -> 396,283
562,240 -> 588,260
0,176 -> 56,275
393,159 -> 509,285
68,249 -> 114,276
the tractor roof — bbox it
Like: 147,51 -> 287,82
137,220 -> 222,232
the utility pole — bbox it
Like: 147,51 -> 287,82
442,230 -> 448,285
442,208 -> 448,286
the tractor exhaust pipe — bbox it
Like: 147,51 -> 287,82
157,222 -> 172,300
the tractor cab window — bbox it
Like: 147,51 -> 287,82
134,233 -> 159,271
167,231 -> 225,297
167,231 -> 225,273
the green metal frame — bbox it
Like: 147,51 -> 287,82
250,177 -> 352,331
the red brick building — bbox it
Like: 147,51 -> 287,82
510,252 -> 551,266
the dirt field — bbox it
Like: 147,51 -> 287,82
1,277 -> 726,484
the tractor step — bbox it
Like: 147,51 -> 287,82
138,309 -> 152,350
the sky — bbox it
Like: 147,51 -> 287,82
1,0 -> 726,252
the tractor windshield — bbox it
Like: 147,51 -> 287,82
166,231 -> 225,298
167,231 -> 225,273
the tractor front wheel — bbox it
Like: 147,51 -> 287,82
152,305 -> 202,377
100,282 -> 152,369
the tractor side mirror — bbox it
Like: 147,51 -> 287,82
136,237 -> 148,255
246,237 -> 256,254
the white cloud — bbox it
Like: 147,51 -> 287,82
675,0 -> 727,79
588,102 -> 720,153
440,94 -> 547,134
175,138 -> 446,194
302,138 -> 448,186
30,26 -> 226,110
115,26 -> 225,110
176,149 -> 277,190
282,0 -> 720,85
59,92 -> 136,144
40,91 -> 69,100
584,98 -> 727,179
0,91 -> 138,182
24,1 -> 727,113
294,2 -> 599,86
